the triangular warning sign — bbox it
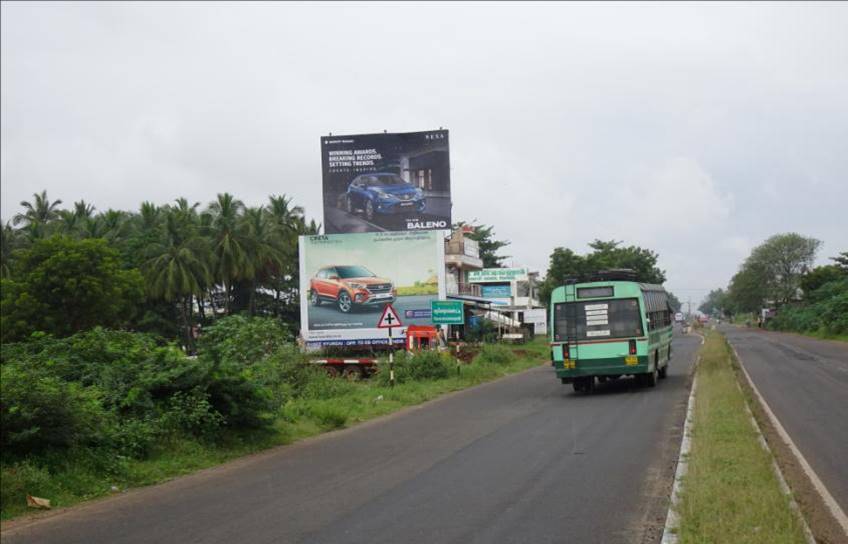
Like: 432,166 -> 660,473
377,304 -> 403,328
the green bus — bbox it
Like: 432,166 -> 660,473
549,276 -> 674,393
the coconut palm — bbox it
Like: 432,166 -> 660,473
143,211 -> 212,348
1,220 -> 23,278
240,206 -> 287,314
205,193 -> 252,313
74,200 -> 96,219
13,190 -> 63,228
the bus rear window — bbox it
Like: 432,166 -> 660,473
553,298 -> 643,342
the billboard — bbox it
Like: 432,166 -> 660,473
321,129 -> 451,234
299,231 -> 446,346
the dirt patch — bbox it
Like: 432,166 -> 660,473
453,348 -> 479,364
732,353 -> 846,544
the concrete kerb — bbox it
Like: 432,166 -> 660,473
660,332 -> 703,544
730,342 -> 848,540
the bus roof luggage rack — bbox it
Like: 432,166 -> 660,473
588,269 -> 638,282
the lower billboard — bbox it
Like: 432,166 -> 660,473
299,230 -> 446,346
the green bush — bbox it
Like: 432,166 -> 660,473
0,328 -> 276,460
473,344 -> 513,365
0,363 -> 107,456
376,350 -> 454,385
198,315 -> 291,367
769,278 -> 848,336
305,403 -> 348,429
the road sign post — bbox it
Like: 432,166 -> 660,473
377,304 -> 403,387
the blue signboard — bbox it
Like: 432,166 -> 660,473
481,284 -> 511,298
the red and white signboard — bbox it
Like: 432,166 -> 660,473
377,304 -> 403,329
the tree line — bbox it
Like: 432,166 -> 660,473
539,239 -> 681,311
699,233 -> 847,336
1,190 -> 320,347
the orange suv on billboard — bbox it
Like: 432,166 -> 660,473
309,265 -> 396,313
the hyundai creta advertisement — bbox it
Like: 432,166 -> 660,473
321,130 -> 451,234
299,231 -> 446,347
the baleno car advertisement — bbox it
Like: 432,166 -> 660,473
299,230 -> 446,346
321,129 -> 451,233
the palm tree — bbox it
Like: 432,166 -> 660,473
241,206 -> 286,314
74,200 -> 96,219
143,212 -> 212,349
13,190 -> 63,227
138,201 -> 161,233
205,193 -> 252,314
1,220 -> 23,279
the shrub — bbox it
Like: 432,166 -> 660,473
473,344 -> 513,365
306,403 -> 348,429
198,315 -> 291,367
0,363 -> 107,456
376,350 -> 454,385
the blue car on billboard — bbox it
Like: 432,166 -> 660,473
343,173 -> 426,221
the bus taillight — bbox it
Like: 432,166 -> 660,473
629,339 -> 637,355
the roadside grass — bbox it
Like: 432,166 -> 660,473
0,339 -> 547,521
676,331 -> 807,544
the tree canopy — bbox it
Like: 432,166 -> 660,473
1,237 -> 144,341
539,240 -> 666,303
454,222 -> 510,268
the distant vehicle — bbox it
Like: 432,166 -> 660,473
343,173 -> 426,221
675,312 -> 684,323
549,278 -> 673,392
699,315 -> 709,324
309,265 -> 396,313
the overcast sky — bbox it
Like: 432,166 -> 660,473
2,2 -> 846,305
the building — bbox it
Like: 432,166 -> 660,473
443,227 -> 546,336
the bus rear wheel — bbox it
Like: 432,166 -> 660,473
642,367 -> 658,387
573,377 -> 595,393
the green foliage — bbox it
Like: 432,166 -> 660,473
454,222 -> 510,268
667,291 -> 682,313
800,264 -> 844,297
198,315 -> 291,366
768,278 -> 848,336
473,344 -> 513,365
465,318 -> 499,343
0,363 -> 107,455
0,328 -> 273,461
749,233 -> 821,304
376,350 -> 455,385
699,288 -> 728,316
540,240 -> 666,303
0,237 -> 144,342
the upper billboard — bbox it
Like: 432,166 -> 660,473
299,230 -> 446,347
321,129 -> 451,234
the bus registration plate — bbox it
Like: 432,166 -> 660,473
625,355 -> 638,365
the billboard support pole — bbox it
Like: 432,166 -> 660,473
388,327 -> 394,387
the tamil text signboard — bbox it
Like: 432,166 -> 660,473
467,267 -> 528,283
431,300 -> 464,325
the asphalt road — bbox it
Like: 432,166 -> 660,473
721,325 -> 848,514
3,331 -> 700,544
308,294 -> 435,329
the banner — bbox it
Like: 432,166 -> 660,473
321,130 -> 451,233
467,268 -> 528,283
299,231 -> 446,346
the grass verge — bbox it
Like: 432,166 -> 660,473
676,330 -> 808,543
1,339 -> 547,521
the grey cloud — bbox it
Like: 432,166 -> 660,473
2,2 -> 847,305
